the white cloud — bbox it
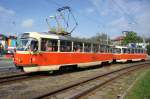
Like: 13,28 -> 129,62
88,0 -> 150,37
21,19 -> 34,28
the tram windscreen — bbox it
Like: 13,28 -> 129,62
17,38 -> 38,51
17,39 -> 30,51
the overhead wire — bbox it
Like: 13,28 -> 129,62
45,0 -> 103,27
111,0 -> 137,25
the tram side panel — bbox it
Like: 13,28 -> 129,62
113,53 -> 147,63
14,52 -> 113,72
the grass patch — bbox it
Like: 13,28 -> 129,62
125,68 -> 150,99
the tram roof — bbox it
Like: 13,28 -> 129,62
21,32 -> 111,45
114,45 -> 145,49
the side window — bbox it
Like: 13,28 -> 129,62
93,44 -> 99,53
74,42 -> 82,52
128,49 -> 131,54
47,39 -> 58,52
138,49 -> 140,53
140,49 -> 142,53
122,48 -> 125,53
100,45 -> 105,53
84,43 -> 91,52
135,49 -> 138,53
109,48 -> 113,53
41,38 -> 47,51
127,49 -> 131,54
41,38 -> 58,52
105,46 -> 109,53
30,40 -> 38,51
131,49 -> 134,53
60,40 -> 71,52
116,48 -> 121,54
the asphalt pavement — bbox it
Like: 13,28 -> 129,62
0,59 -> 16,72
0,60 -> 14,67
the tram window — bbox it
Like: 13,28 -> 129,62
144,49 -> 146,53
122,48 -> 127,53
100,45 -> 108,53
104,46 -> 108,53
135,49 -> 138,53
41,38 -> 47,51
113,48 -> 121,54
30,40 -> 38,51
74,42 -> 82,52
41,38 -> 58,52
139,49 -> 142,53
47,39 -> 58,52
134,49 -> 137,53
110,48 -> 113,53
126,49 -> 130,53
129,49 -> 131,53
109,47 -> 112,53
60,40 -> 71,52
140,49 -> 143,53
131,49 -> 135,53
104,47 -> 107,53
112,48 -> 115,53
138,49 -> 141,53
141,49 -> 143,53
108,48 -> 111,53
84,43 -> 91,52
100,46 -> 105,53
93,44 -> 99,53
141,49 -> 145,53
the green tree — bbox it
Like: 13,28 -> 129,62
147,44 -> 150,55
146,38 -> 150,55
122,31 -> 143,45
90,33 -> 111,45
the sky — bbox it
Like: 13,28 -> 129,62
0,0 -> 150,39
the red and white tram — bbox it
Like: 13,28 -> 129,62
14,32 -> 113,72
113,46 -> 148,63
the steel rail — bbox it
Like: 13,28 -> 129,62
0,72 -> 45,84
34,62 -> 150,99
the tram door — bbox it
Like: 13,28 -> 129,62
39,38 -> 58,65
29,40 -> 39,65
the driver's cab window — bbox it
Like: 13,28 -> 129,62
28,40 -> 38,51
30,40 -> 38,51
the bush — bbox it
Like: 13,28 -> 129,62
147,44 -> 150,55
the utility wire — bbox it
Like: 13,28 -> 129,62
111,0 -> 137,24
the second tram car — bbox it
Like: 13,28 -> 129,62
14,32 -> 113,72
113,46 -> 147,63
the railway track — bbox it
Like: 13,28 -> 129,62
0,72 -> 47,84
0,63 -> 130,85
35,62 -> 150,99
